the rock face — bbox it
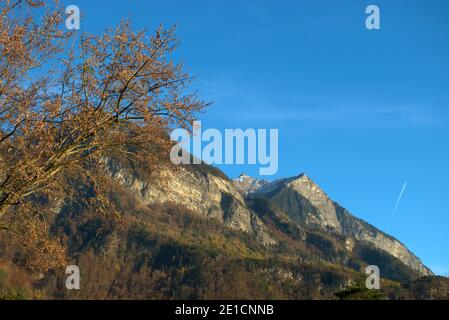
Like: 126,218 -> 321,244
245,173 -> 433,276
335,205 -> 432,276
105,160 -> 274,245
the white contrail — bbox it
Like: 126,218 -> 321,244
392,182 -> 407,214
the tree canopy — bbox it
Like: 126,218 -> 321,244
0,0 -> 207,271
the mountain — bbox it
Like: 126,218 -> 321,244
237,173 -> 432,277
0,159 -> 442,300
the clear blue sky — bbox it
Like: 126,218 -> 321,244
69,0 -> 449,275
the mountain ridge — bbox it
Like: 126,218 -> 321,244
234,172 -> 432,276
106,160 -> 432,277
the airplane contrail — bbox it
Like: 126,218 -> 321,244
392,182 -> 407,214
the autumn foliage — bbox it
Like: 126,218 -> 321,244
0,0 -> 207,272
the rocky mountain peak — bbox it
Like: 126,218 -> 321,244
286,174 -> 332,203
233,173 -> 269,195
284,173 -> 325,194
242,172 -> 433,276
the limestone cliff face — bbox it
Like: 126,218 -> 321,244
335,205 -> 433,276
104,159 -> 274,244
250,173 -> 433,276
283,174 -> 341,233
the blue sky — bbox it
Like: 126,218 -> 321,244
68,0 -> 449,275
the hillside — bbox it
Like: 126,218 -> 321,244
0,158 -> 445,300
